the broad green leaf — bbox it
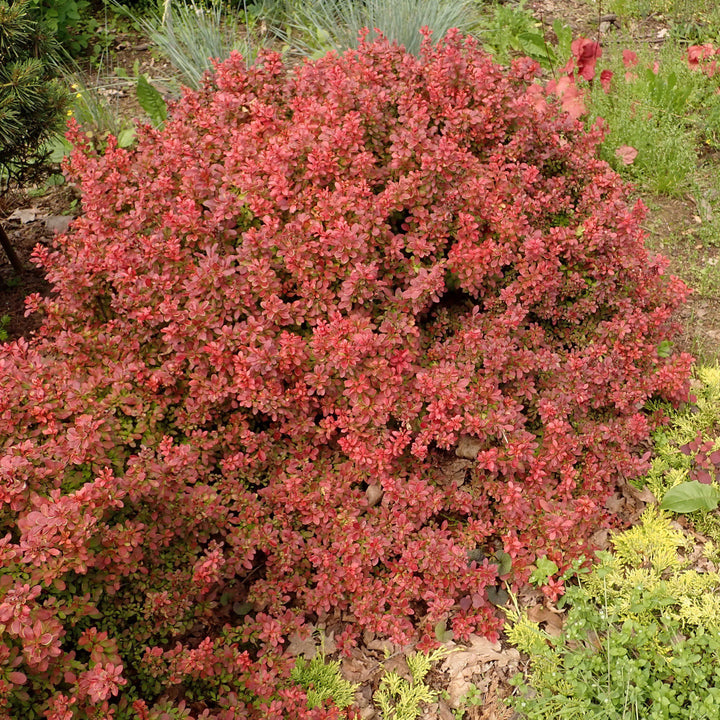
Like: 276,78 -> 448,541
494,550 -> 513,576
530,557 -> 559,585
434,619 -> 453,642
487,585 -> 509,607
553,20 -> 573,60
117,127 -> 136,148
518,32 -> 555,65
657,340 -> 673,358
136,75 -> 167,127
44,173 -> 65,187
45,134 -> 72,163
660,481 -> 720,514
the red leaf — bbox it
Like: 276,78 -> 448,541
693,469 -> 713,485
615,145 -> 638,165
571,38 -> 602,81
552,76 -> 586,120
600,69 -> 613,93
622,50 -> 638,68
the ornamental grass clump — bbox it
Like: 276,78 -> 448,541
0,31 -> 692,718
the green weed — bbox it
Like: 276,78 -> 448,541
477,1 -> 572,70
586,42 -> 707,195
63,72 -> 136,147
0,314 -> 10,342
585,0 -> 720,22
506,506 -> 720,719
643,364 -> 720,537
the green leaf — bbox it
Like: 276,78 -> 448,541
657,340 -> 673,358
530,557 -> 559,586
136,75 -> 167,127
117,126 -> 136,148
517,32 -> 555,64
232,601 -> 253,616
494,550 -> 513,576
44,173 -> 65,187
45,134 -> 72,163
487,585 -> 509,607
553,19 -> 573,60
660,481 -> 720,513
434,619 -> 453,643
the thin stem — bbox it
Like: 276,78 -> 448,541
0,222 -> 23,273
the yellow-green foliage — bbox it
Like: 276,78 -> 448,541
374,648 -> 452,720
583,506 -> 720,628
644,364 -> 720,538
607,504 -> 687,573
291,655 -> 360,711
506,507 -> 720,719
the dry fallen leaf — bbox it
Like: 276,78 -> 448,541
456,435 -> 483,460
526,605 -> 564,636
7,208 -> 46,224
625,484 -> 657,506
382,655 -> 413,683
468,635 -> 504,656
342,650 -> 377,684
445,676 -> 476,708
590,528 -> 610,552
442,636 -> 505,677
444,459 -> 473,486
285,630 -> 318,659
604,492 -> 624,513
365,483 -> 383,506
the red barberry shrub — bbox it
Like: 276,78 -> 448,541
0,30 -> 691,717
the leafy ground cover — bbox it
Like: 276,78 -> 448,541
3,1 -> 720,719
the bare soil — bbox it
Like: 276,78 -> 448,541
0,186 -> 75,339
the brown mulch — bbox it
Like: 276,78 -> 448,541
0,185 -> 78,341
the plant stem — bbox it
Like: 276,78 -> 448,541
0,222 -> 23,273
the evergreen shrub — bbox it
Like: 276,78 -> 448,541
0,31 -> 692,717
0,0 -> 67,188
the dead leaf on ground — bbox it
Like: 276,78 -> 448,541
366,637 -> 393,653
6,208 -> 47,224
285,630 -> 319,659
444,458 -> 474,486
381,654 -> 413,682
591,527 -> 611,551
624,484 -> 657,506
442,637 -> 520,710
421,699 -> 456,719
466,674 -> 516,720
604,492 -> 624,513
285,626 -> 337,658
526,605 -> 565,636
456,435 -> 483,460
342,650 -> 378,684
